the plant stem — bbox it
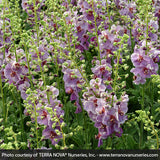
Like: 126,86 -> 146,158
147,116 -> 159,149
63,18 -> 98,97
24,42 -> 34,89
130,22 -> 134,54
113,46 -> 122,93
92,0 -> 101,64
33,0 -> 39,46
145,5 -> 149,55
32,0 -> 46,88
33,101 -> 39,149
79,98 -> 88,149
1,0 -> 6,125
18,92 -> 25,142
47,92 -> 66,148
106,0 -> 111,30
62,13 -> 90,148
140,85 -> 145,149
0,75 -> 5,123
2,0 -> 6,59
151,82 -> 154,116
6,0 -> 18,61
54,112 -> 66,148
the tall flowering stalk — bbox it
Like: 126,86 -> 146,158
5,0 -> 27,142
130,0 -> 159,148
1,0 -> 6,126
91,0 -> 101,63
20,0 -> 67,149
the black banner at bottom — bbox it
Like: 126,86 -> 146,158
0,150 -> 159,160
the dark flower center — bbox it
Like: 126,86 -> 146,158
83,34 -> 88,39
77,26 -> 82,32
110,115 -> 116,123
106,49 -> 112,55
100,124 -> 106,129
24,2 -> 28,6
118,109 -> 124,116
59,103 -> 63,108
107,77 -> 111,81
143,67 -> 149,74
53,23 -> 57,28
95,133 -> 101,139
93,75 -> 98,79
133,75 -> 137,80
100,67 -> 105,73
10,71 -> 16,77
138,55 -> 143,62
153,57 -> 158,63
31,6 -> 34,12
68,21 -> 72,25
93,99 -> 98,107
96,14 -> 101,21
50,131 -> 57,139
88,11 -> 93,16
104,34 -> 108,40
42,60 -> 47,66
2,71 -> 4,76
66,87 -> 73,94
99,107 -> 105,114
8,55 -> 12,59
35,100 -> 38,105
124,29 -> 127,34
129,8 -> 133,13
15,63 -> 21,70
41,111 -> 47,119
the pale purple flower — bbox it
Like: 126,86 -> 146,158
37,108 -> 50,126
42,126 -> 62,145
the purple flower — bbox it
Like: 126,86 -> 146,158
4,63 -> 20,84
24,84 -> 64,146
18,80 -> 30,100
83,76 -> 129,147
74,100 -> 82,113
0,69 -> 5,82
42,126 -> 62,145
131,45 -> 159,84
21,0 -> 46,22
90,78 -> 106,94
131,50 -> 150,67
118,1 -> 137,19
37,107 -> 51,126
62,61 -> 84,113
91,59 -> 112,82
